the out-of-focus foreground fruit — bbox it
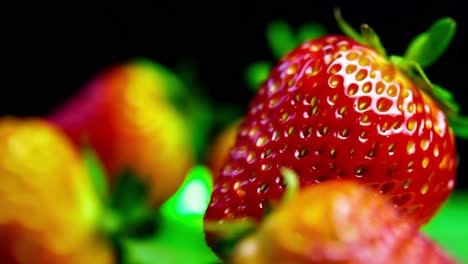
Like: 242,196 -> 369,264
48,59 -> 194,206
0,117 -> 114,264
231,179 -> 458,264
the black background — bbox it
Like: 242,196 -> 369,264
3,1 -> 467,189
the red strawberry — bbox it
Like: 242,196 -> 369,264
204,15 -> 467,247
231,180 -> 457,264
205,118 -> 242,179
48,59 -> 194,206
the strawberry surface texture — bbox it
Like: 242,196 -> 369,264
204,35 -> 458,245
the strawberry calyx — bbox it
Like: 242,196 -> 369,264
97,169 -> 158,252
204,218 -> 257,260
204,167 -> 301,260
278,167 -> 300,205
334,8 -> 468,138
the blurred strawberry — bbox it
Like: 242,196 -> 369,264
230,175 -> 457,264
48,59 -> 194,206
205,119 -> 242,179
0,117 -> 114,264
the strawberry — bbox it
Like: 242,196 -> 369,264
0,117 -> 114,264
48,59 -> 194,206
230,179 -> 457,264
204,14 -> 468,247
206,118 -> 242,179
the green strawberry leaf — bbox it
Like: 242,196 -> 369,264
403,17 -> 456,68
446,114 -> 468,138
423,191 -> 468,263
296,22 -> 328,43
266,19 -> 297,59
333,7 -> 365,45
360,24 -> 387,57
391,56 -> 468,138
245,61 -> 272,92
159,165 -> 213,222
82,146 -> 109,202
101,170 -> 155,240
245,21 -> 327,92
120,165 -> 220,264
121,218 -> 221,264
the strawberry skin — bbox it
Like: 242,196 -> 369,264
48,60 -> 194,205
205,35 -> 457,235
206,118 -> 242,179
231,181 -> 457,264
0,117 -> 114,264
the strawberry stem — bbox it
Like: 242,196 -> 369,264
280,167 -> 300,204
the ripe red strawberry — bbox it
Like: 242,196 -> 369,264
48,59 -> 194,206
204,16 -> 467,247
205,118 -> 242,179
231,180 -> 457,264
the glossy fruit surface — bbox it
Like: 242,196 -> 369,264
231,181 -> 457,264
206,119 -> 242,179
205,35 -> 457,232
0,117 -> 114,264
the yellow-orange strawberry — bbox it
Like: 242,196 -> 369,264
48,59 -> 194,206
0,117 -> 114,264
231,178 -> 457,264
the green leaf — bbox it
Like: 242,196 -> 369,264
82,146 -> 109,202
266,20 -> 297,59
447,114 -> 468,139
404,17 -> 456,68
360,24 -> 387,57
110,170 -> 149,211
120,165 -> 220,264
245,61 -> 272,92
121,218 -> 220,264
432,83 -> 460,113
102,170 -> 155,239
160,165 -> 213,224
297,22 -> 327,43
333,7 -> 365,44
423,191 -> 468,263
